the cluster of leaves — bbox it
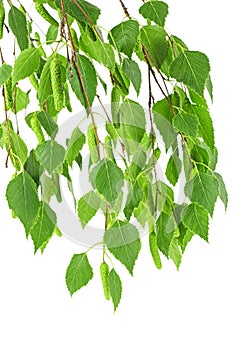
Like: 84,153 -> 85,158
0,0 -> 227,311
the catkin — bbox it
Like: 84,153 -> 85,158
0,2 -> 5,39
87,124 -> 99,164
100,262 -> 111,301
30,115 -> 45,143
50,56 -> 64,112
35,3 -> 58,27
149,231 -> 162,270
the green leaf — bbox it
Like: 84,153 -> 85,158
182,203 -> 209,241
122,58 -> 141,95
40,173 -> 62,203
178,224 -> 194,253
37,111 -> 58,138
140,25 -> 168,68
30,202 -> 56,252
165,150 -> 182,186
8,6 -> 29,51
161,35 -> 188,77
153,98 -> 177,150
66,253 -> 94,296
170,51 -> 210,96
10,130 -> 28,166
109,20 -> 139,58
77,191 -> 101,228
192,106 -> 215,151
134,201 -> 151,227
169,239 -> 182,269
24,150 -> 42,186
38,58 -> 53,105
6,172 -> 40,233
139,1 -> 169,26
124,181 -> 143,220
111,64 -> 130,96
206,74 -> 213,101
149,231 -> 162,269
94,159 -> 124,202
80,31 -> 115,69
68,55 -> 97,108
12,47 -> 40,86
153,181 -> 174,213
104,220 -> 141,275
172,112 -> 199,137
109,269 -> 122,311
0,64 -> 12,87
55,0 -> 100,25
35,140 -> 65,174
156,212 -> 175,257
127,148 -> 147,180
119,99 -> 146,144
46,25 -> 58,44
185,172 -> 218,216
15,88 -> 30,113
66,127 -> 86,166
214,172 -> 228,210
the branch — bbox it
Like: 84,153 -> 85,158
61,0 -> 101,159
118,0 -> 131,19
148,68 -> 158,216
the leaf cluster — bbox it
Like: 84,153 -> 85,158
0,0 -> 227,311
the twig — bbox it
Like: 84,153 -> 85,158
142,46 -> 176,116
12,40 -> 20,135
97,95 -> 111,123
118,0 -> 131,19
148,68 -> 158,216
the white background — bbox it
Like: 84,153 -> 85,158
0,0 -> 233,349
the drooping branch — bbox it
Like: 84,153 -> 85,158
61,0 -> 101,159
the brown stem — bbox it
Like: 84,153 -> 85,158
97,95 -> 111,123
61,0 -> 101,159
118,0 -> 131,19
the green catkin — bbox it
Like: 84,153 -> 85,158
4,77 -> 13,111
149,231 -> 162,269
87,124 -> 99,164
29,74 -> 39,91
35,3 -> 59,27
50,56 -> 64,112
0,1 -> 5,40
100,262 -> 111,301
30,115 -> 45,143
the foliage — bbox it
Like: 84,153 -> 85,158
0,0 -> 227,311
